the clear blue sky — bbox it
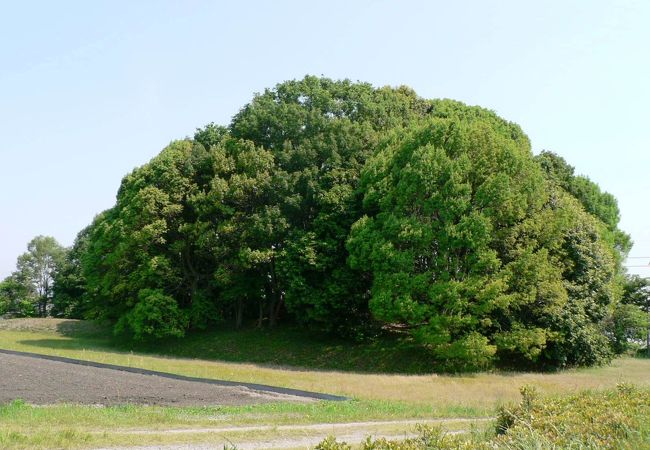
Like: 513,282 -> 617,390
1,0 -> 649,279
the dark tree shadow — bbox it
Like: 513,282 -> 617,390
55,320 -> 112,339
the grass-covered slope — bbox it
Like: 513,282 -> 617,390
1,318 -> 649,408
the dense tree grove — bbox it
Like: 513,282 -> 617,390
14,76 -> 638,370
346,115 -> 623,368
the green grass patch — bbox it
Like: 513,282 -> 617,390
4,318 -> 435,374
0,399 -> 483,449
0,398 -> 476,430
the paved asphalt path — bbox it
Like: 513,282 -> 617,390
0,350 -> 343,406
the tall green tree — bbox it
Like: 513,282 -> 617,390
347,111 -> 549,369
503,190 -> 619,367
82,133 -> 282,337
535,151 -> 632,254
0,275 -> 36,317
621,275 -> 650,355
51,226 -> 92,318
186,133 -> 285,329
83,141 -> 207,338
230,76 -> 434,332
347,108 -> 622,369
12,236 -> 66,317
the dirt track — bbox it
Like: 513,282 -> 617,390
0,351 -> 314,406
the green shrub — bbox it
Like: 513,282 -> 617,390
315,435 -> 352,450
115,289 -> 189,340
315,385 -> 650,449
494,383 -> 649,449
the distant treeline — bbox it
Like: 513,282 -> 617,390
3,77 -> 647,371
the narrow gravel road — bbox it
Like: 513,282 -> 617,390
0,352 -> 312,406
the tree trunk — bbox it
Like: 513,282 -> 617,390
236,298 -> 243,329
183,248 -> 201,310
646,327 -> 649,357
269,298 -> 278,327
267,293 -> 276,327
42,278 -> 49,317
189,278 -> 198,307
270,292 -> 284,328
257,299 -> 264,328
268,255 -> 281,328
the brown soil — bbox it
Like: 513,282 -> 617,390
0,352 -> 312,406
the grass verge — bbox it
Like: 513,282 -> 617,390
317,385 -> 650,449
0,399 -> 486,449
1,318 -> 650,449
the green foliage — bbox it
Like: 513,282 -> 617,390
2,236 -> 66,317
623,274 -> 650,310
82,140 -> 220,331
494,384 -> 650,449
536,151 -> 632,254
66,76 -> 629,371
0,277 -> 35,317
618,275 -> 650,355
315,426 -> 472,449
115,289 -> 189,340
347,110 -> 621,369
348,113 -> 546,369
51,226 -> 92,318
315,436 -> 352,450
317,385 -> 650,449
608,303 -> 648,354
230,76 -> 435,332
